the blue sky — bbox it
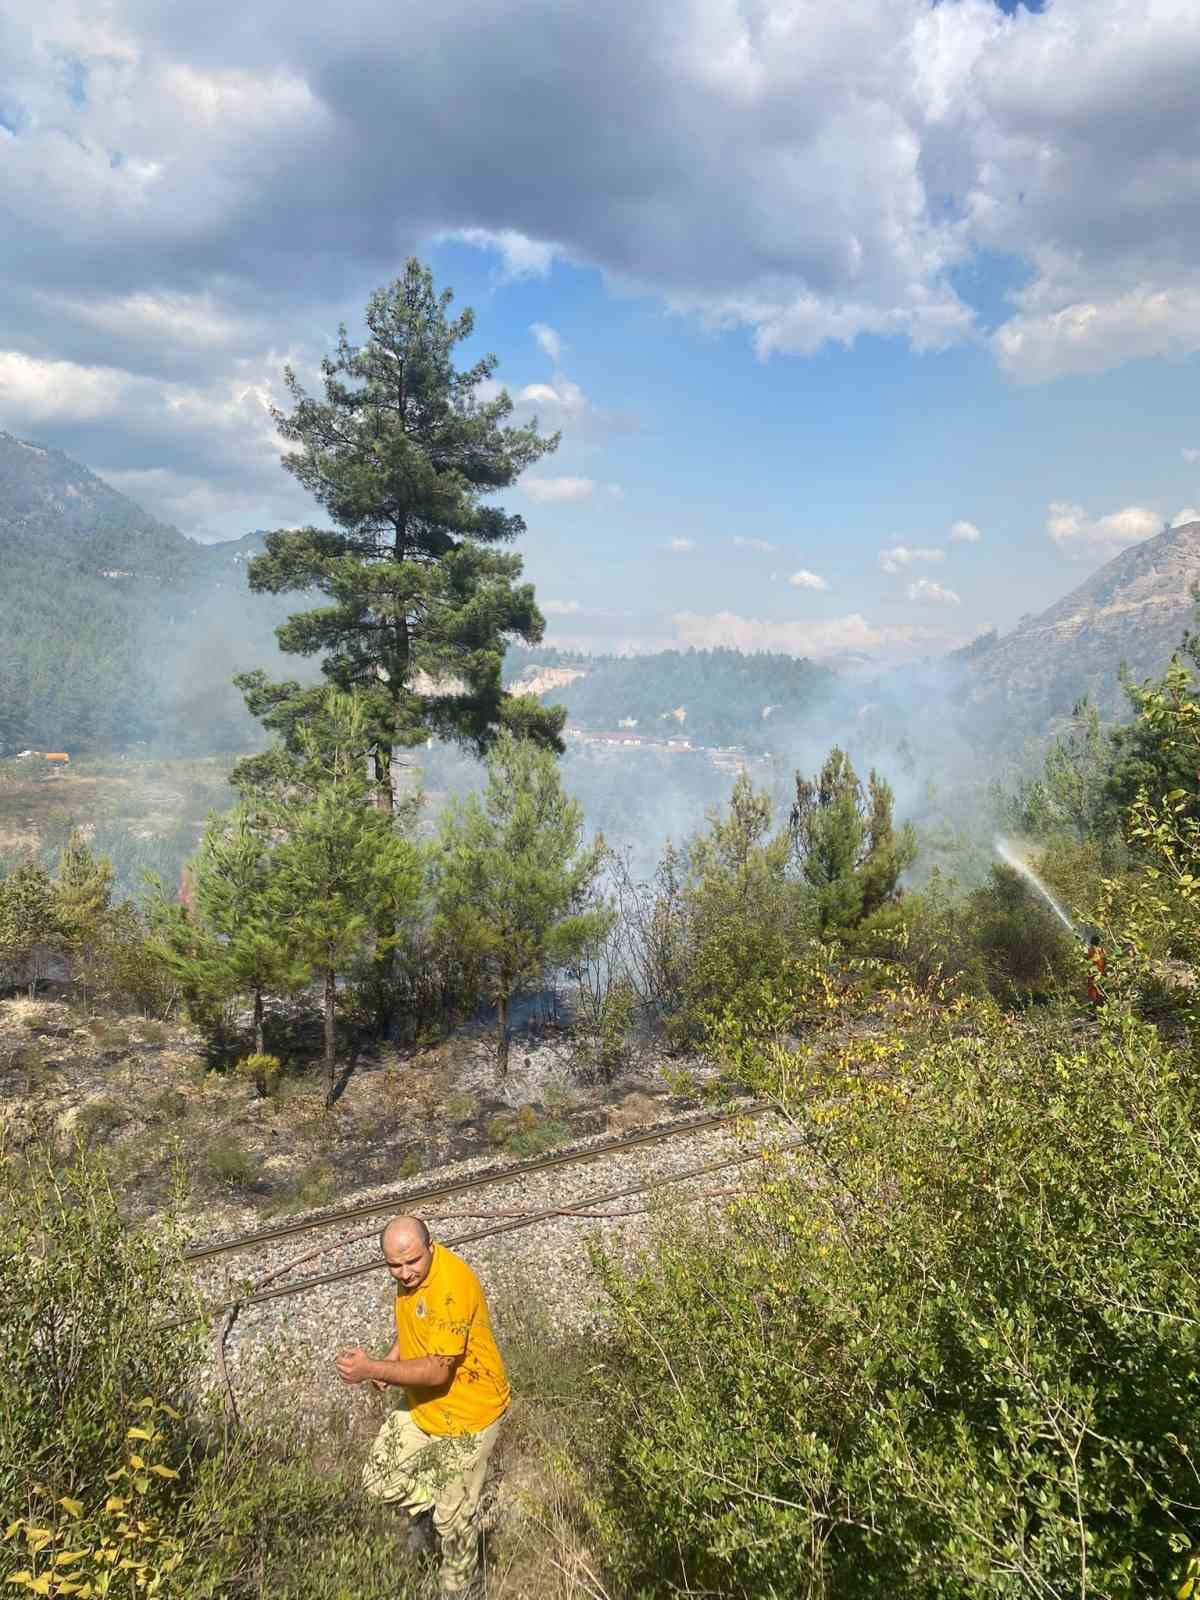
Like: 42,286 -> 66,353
2,0 -> 1199,662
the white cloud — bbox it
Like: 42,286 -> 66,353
878,544 -> 944,575
515,377 -> 589,424
1171,507 -> 1200,528
992,288 -> 1200,383
1184,448 -> 1200,464
906,577 -> 961,606
948,519 -> 982,544
666,537 -> 696,553
788,568 -> 829,592
9,0 -> 1200,554
0,351 -> 129,423
607,483 -> 625,500
541,598 -> 582,616
530,322 -> 563,364
1046,501 -> 1161,556
670,609 -> 948,662
732,536 -> 777,553
521,475 -> 596,505
448,228 -> 559,280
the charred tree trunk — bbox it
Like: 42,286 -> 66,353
323,967 -> 337,1106
496,991 -> 510,1077
372,743 -> 399,1038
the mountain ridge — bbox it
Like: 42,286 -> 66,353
953,520 -> 1200,734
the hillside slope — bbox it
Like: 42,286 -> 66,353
0,429 -> 286,753
954,520 -> 1200,736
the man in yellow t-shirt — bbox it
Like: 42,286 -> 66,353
335,1215 -> 509,1597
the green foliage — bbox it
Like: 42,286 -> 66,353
791,746 -> 917,936
637,774 -> 811,1048
967,863 -> 1079,1005
148,804 -> 307,1054
433,731 -> 609,1072
592,1003 -> 1200,1598
234,1052 -> 283,1097
54,831 -> 115,949
1106,629 -> 1200,824
487,1106 -> 571,1158
235,256 -> 564,792
0,861 -> 63,994
0,1155 -> 201,1525
576,976 -> 638,1081
529,646 -> 835,748
999,696 -> 1118,845
262,696 -> 426,1092
1100,655 -> 1200,1033
202,1134 -> 261,1192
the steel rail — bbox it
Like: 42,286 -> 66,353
184,1101 -> 771,1265
192,1136 -> 803,1322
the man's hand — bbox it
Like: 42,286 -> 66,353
336,1346 -> 374,1385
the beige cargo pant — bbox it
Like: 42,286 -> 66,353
363,1407 -> 504,1595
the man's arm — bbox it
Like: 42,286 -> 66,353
336,1345 -> 457,1389
371,1337 -> 401,1392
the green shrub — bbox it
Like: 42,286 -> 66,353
150,1087 -> 191,1121
488,1106 -> 572,1159
268,1161 -> 337,1216
234,1051 -> 283,1097
75,1097 -> 128,1143
0,1154 -> 201,1526
591,1004 -> 1200,1598
0,1149 -> 427,1600
576,977 -> 637,1081
968,862 -> 1079,1004
202,1134 -> 260,1192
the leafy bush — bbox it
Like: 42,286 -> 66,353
202,1134 -> 261,1192
968,863 -> 1078,1004
0,1148 -> 429,1600
574,976 -> 637,1081
267,1160 -> 337,1215
0,1155 -> 201,1526
487,1106 -> 572,1158
590,1003 -> 1200,1598
4,1401 -> 187,1600
234,1051 -> 283,1097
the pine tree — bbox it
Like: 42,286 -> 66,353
433,732 -> 609,1074
234,258 -> 565,805
150,805 -> 306,1055
264,698 -> 426,1101
0,863 -> 63,997
790,747 -> 917,935
55,831 -> 114,950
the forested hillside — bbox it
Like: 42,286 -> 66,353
508,646 -> 836,747
0,431 -> 302,754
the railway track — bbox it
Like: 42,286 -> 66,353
185,1100 -> 785,1323
186,1100 -> 773,1267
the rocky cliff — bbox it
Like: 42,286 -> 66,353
955,520 -> 1200,735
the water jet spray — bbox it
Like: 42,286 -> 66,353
993,835 -> 1080,940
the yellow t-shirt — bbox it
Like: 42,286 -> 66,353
394,1243 -> 510,1436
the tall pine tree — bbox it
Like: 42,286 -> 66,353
235,258 -> 565,806
433,732 -> 608,1074
265,702 -> 426,1102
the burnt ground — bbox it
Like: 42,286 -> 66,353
0,993 -> 706,1238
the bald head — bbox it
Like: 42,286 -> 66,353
379,1215 -> 433,1292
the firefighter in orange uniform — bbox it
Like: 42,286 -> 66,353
1087,932 -> 1106,1009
